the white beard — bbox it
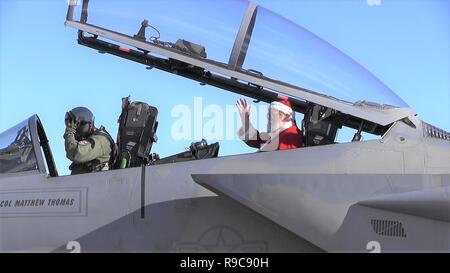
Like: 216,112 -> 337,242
267,117 -> 281,133
259,119 -> 294,152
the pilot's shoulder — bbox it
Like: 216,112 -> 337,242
89,133 -> 111,150
89,134 -> 109,143
78,134 -> 104,148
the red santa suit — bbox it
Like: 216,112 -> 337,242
238,99 -> 303,151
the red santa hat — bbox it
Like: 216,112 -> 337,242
270,99 -> 293,116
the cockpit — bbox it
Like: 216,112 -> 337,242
0,112 -> 219,177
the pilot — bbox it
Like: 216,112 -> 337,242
236,98 -> 303,151
64,107 -> 116,175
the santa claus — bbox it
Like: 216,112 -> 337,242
237,98 -> 303,151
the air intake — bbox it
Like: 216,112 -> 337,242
371,219 -> 407,238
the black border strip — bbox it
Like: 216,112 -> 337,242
141,164 -> 145,219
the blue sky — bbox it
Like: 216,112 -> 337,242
1,0 -> 449,175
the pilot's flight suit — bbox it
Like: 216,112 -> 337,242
64,124 -> 113,175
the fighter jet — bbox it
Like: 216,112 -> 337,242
0,0 -> 449,253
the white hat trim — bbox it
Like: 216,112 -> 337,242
270,101 -> 293,115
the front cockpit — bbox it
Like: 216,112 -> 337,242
0,112 -> 220,177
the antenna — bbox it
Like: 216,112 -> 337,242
134,20 -> 149,41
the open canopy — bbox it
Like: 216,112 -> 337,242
66,0 -> 415,128
76,0 -> 408,108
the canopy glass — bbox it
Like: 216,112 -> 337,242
76,0 -> 408,108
